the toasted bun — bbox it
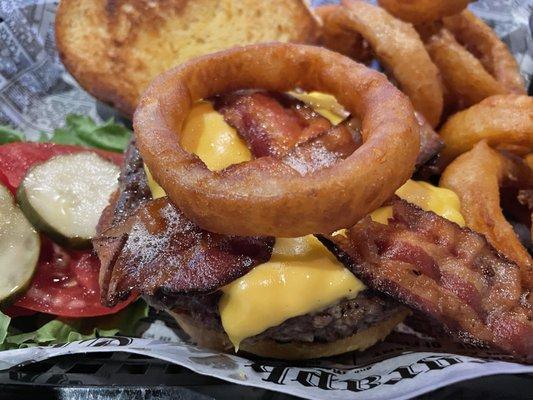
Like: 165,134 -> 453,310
55,0 -> 318,117
170,308 -> 409,360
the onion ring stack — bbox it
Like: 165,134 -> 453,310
441,141 -> 533,289
324,0 -> 443,127
443,11 -> 526,96
425,11 -> 525,110
134,43 -> 419,237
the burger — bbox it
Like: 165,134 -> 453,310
94,82 -> 455,359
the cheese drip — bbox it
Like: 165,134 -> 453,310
371,180 -> 465,227
219,236 -> 364,349
143,92 -> 464,349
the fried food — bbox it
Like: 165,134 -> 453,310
440,141 -> 533,288
443,11 -> 526,95
425,28 -> 507,109
424,11 -> 525,110
378,0 -> 471,24
315,5 -> 372,63
526,154 -> 533,170
134,43 -> 419,237
414,112 -> 444,167
439,95 -> 533,163
328,0 -> 443,127
322,199 -> 533,362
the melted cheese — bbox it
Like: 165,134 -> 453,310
371,180 -> 465,226
290,91 -> 348,125
179,101 -> 252,171
144,101 -> 251,198
143,94 -> 465,349
219,236 -> 364,349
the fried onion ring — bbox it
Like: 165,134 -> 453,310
443,11 -> 526,96
315,5 -> 372,63
134,43 -> 419,237
377,0 -> 471,24
526,154 -> 533,171
329,0 -> 443,127
425,28 -> 507,109
439,95 -> 533,163
441,141 -> 533,289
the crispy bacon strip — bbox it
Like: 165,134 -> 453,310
215,90 -> 440,169
282,119 -> 361,175
321,199 -> 533,362
415,111 -> 443,168
94,197 -> 274,306
213,91 -> 334,157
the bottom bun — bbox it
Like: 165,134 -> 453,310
170,308 -> 410,360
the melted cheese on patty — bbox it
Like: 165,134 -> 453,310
144,93 -> 464,349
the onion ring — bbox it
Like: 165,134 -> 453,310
377,0 -> 472,24
526,154 -> 533,171
441,141 -> 533,289
315,5 -> 372,63
443,11 -> 526,96
134,43 -> 419,237
439,95 -> 533,163
425,28 -> 507,109
329,0 -> 443,127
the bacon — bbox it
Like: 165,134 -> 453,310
97,139 -> 151,234
282,118 -> 362,175
94,197 -> 274,306
215,90 -> 441,170
213,91 -> 334,158
321,199 -> 533,362
414,111 -> 443,167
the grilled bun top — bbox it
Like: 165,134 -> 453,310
55,0 -> 318,117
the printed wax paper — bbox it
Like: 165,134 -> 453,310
0,1 -> 532,399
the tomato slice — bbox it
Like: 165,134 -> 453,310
15,237 -> 135,317
4,305 -> 37,318
0,142 -> 136,317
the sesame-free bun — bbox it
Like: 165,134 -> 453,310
171,308 -> 409,360
55,0 -> 318,117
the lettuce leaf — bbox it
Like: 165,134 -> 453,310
0,125 -> 24,144
0,300 -> 148,350
50,114 -> 131,152
1,115 -> 131,152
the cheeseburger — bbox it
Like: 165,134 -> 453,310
93,42 -> 455,359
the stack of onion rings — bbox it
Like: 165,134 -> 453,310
325,0 -> 443,127
441,141 -> 533,289
134,43 -> 419,237
424,11 -> 525,109
378,0 -> 472,24
425,28 -> 506,109
443,11 -> 526,96
439,95 -> 533,163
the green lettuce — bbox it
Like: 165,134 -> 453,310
0,300 -> 148,350
50,114 -> 132,152
0,125 -> 25,144
1,115 -> 131,152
